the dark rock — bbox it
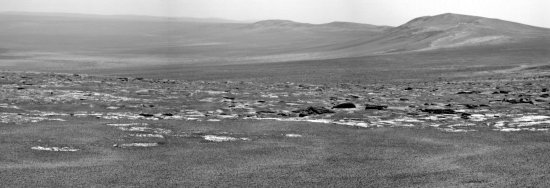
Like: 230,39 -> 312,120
503,98 -> 533,104
543,88 -> 548,92
333,103 -> 356,109
223,96 -> 235,100
256,110 -> 277,114
348,95 -> 360,99
364,104 -> 388,110
139,113 -> 155,117
117,77 -> 129,82
461,113 -> 472,119
292,106 -> 335,117
22,82 -> 33,86
404,87 -> 413,90
541,94 -> 549,98
420,108 -> 456,114
161,79 -> 176,84
457,91 -> 481,94
464,104 -> 479,109
493,90 -> 510,94
400,98 -> 409,101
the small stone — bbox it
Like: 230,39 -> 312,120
420,108 -> 456,114
333,103 -> 356,109
364,104 -> 388,110
503,98 -> 533,104
464,104 -> 479,109
139,113 -> 154,117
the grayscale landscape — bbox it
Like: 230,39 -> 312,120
1,6 -> 550,188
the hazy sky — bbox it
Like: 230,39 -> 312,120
0,0 -> 548,27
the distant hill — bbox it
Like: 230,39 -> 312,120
0,12 -> 548,70
336,13 -> 550,55
393,13 -> 550,49
249,20 -> 389,32
251,20 -> 311,28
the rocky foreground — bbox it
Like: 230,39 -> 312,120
1,68 -> 549,149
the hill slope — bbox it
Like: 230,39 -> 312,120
336,13 -> 550,55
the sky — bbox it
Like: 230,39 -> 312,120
0,0 -> 548,27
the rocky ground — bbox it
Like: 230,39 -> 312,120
2,68 -> 549,136
1,67 -> 550,186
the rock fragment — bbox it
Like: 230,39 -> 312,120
292,106 -> 335,117
332,102 -> 356,109
420,108 -> 456,114
503,98 -> 533,104
364,104 -> 388,110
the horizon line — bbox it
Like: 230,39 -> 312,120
1,10 -> 548,29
